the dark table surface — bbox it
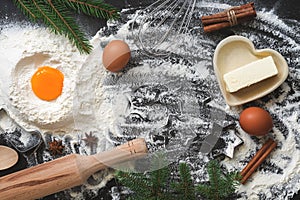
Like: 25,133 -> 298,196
1,0 -> 300,199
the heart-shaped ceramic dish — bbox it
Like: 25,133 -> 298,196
213,35 -> 289,106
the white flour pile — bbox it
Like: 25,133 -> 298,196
0,0 -> 300,199
0,24 -> 87,133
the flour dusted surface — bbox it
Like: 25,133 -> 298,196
86,2 -> 300,199
0,0 -> 299,199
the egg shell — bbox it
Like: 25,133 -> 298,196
102,40 -> 131,72
239,107 -> 273,136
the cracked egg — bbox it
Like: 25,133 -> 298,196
0,52 -> 78,131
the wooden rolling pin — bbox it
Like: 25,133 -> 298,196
0,138 -> 147,200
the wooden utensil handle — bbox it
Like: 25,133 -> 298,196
0,138 -> 147,200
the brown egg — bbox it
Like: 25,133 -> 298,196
239,107 -> 273,136
102,40 -> 131,72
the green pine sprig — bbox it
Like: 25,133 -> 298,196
171,163 -> 196,200
116,154 -> 172,200
58,0 -> 119,19
116,171 -> 152,200
197,160 -> 241,200
13,0 -> 119,54
150,153 -> 170,198
116,159 -> 241,200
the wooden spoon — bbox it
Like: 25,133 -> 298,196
0,145 -> 19,170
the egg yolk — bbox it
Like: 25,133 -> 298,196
31,66 -> 64,101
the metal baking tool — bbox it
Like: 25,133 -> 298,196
200,122 -> 223,155
134,0 -> 196,56
0,111 -> 43,166
212,128 -> 244,158
6,129 -> 43,167
6,129 -> 42,153
200,108 -> 226,155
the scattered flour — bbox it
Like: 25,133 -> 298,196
0,0 -> 300,199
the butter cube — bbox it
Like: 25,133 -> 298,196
224,56 -> 278,93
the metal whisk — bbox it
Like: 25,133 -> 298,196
134,0 -> 197,57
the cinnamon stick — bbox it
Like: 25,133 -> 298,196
203,13 -> 256,33
240,139 -> 277,184
201,2 -> 256,33
202,7 -> 256,25
203,22 -> 231,33
201,2 -> 254,21
240,139 -> 273,177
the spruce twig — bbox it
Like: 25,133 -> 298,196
14,0 -> 37,20
197,160 -> 241,200
116,159 -> 240,200
171,163 -> 196,200
116,171 -> 152,200
59,0 -> 119,19
116,154 -> 172,200
48,0 -> 93,53
150,153 -> 170,195
13,0 -> 119,54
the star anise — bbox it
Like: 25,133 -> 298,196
82,132 -> 98,147
48,138 -> 65,156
